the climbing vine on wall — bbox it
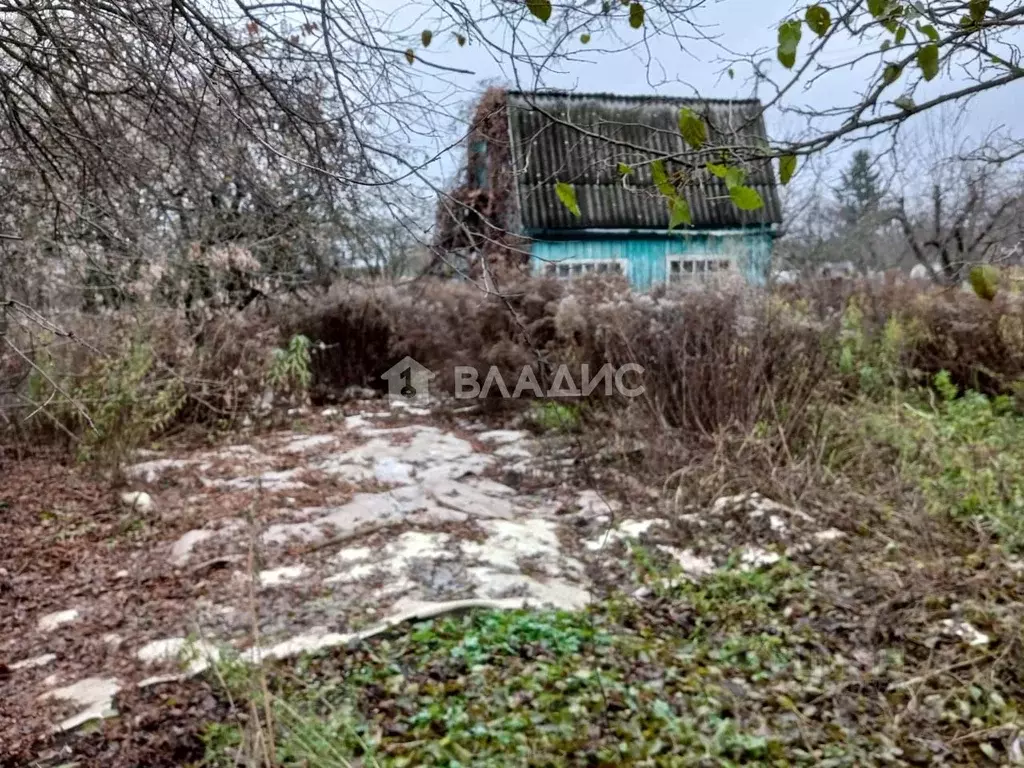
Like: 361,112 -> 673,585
433,87 -> 529,283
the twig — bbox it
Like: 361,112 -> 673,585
2,336 -> 94,430
887,654 -> 990,692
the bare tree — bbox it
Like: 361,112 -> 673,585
892,108 -> 1024,283
0,0 -> 1020,304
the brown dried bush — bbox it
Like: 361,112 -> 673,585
286,278 -> 566,402
288,276 -> 838,444
787,278 -> 1024,395
1,305 -> 282,460
8,272 -> 1024,465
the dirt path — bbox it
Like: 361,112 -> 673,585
2,395 -> 858,759
2,398 -> 614,739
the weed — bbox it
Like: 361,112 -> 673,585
267,334 -> 313,400
526,400 -> 582,432
66,338 -> 185,464
837,299 -> 914,396
837,371 -> 1024,551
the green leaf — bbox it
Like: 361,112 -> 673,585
729,185 -> 764,210
777,20 -> 802,69
970,0 -> 989,23
677,108 -> 706,149
867,0 -> 887,17
727,67 -> 735,79
421,29 -> 433,47
616,162 -> 634,176
883,62 -> 902,84
651,159 -> 668,184
668,197 -> 692,229
894,24 -> 907,43
651,159 -> 674,197
916,22 -> 938,41
601,0 -> 611,12
917,43 -> 939,80
969,264 -> 999,300
580,32 -> 591,43
805,5 -> 831,36
706,162 -> 729,179
555,182 -> 581,217
628,2 -> 645,29
725,166 -> 746,189
455,33 -> 467,46
880,39 -> 891,50
893,95 -> 915,110
404,48 -> 415,64
527,0 -> 552,22
779,154 -> 797,185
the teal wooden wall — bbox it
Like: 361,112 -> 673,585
529,230 -> 774,290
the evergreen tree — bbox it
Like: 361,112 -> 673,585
835,150 -> 883,227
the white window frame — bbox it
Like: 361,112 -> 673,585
666,254 -> 734,284
543,259 -> 628,280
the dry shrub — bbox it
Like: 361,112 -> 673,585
287,278 -> 566,402
289,276 -> 837,443
12,271 -> 1023,464
284,287 -> 393,399
169,310 -> 282,423
784,277 -> 1024,396
1,305 -> 282,460
563,280 -> 838,438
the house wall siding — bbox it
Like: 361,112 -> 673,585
529,230 -> 773,290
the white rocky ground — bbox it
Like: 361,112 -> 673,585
16,396 -> 858,733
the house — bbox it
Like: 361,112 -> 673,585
435,89 -> 783,290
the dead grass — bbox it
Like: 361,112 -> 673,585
7,274 -> 1024,465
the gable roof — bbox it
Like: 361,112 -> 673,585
505,90 -> 782,232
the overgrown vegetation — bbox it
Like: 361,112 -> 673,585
7,272 -> 1024,464
177,274 -> 1024,766
203,550 -> 1023,766
850,371 -> 1024,551
1,308 -> 309,462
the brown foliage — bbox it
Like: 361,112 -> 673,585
7,274 -> 1024,460
292,275 -> 1024,437
787,277 -> 1024,395
433,87 -> 529,283
289,277 -> 836,441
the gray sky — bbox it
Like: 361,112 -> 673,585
383,0 -> 1024,189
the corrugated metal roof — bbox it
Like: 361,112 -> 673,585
505,90 -> 782,231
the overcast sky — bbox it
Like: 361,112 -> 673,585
383,0 -> 1023,189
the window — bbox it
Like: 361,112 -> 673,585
469,140 -> 488,188
544,260 -> 625,280
667,255 -> 732,283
